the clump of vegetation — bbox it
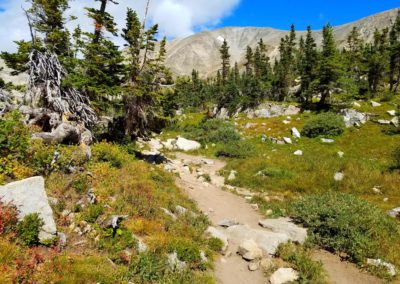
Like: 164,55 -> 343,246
216,140 -> 255,159
276,242 -> 327,283
290,192 -> 400,264
0,200 -> 18,234
176,119 -> 240,144
82,204 -> 104,223
301,112 -> 345,138
16,213 -> 44,247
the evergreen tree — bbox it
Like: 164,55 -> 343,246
299,26 -> 318,103
364,28 -> 389,94
220,39 -> 231,84
244,46 -> 253,77
318,23 -> 342,105
389,11 -> 400,92
27,0 -> 70,56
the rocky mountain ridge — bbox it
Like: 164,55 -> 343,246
164,8 -> 400,77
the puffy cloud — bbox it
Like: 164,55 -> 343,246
0,0 -> 240,52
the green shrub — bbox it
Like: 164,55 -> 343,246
83,204 -> 104,223
290,192 -> 400,264
92,142 -> 125,168
276,243 -> 327,284
16,213 -> 44,247
179,119 -> 240,144
167,238 -> 201,264
99,228 -> 137,257
129,253 -> 167,282
0,111 -> 30,161
301,112 -> 345,138
216,140 -> 255,159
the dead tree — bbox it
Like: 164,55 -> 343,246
27,50 -> 97,128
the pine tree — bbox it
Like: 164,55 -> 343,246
27,0 -> 70,56
364,28 -> 389,94
220,39 -> 231,84
244,46 -> 253,76
389,11 -> 400,92
318,23 -> 342,105
299,26 -> 318,103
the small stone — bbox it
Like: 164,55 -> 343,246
283,137 -> 292,144
218,219 -> 239,228
337,151 -> 345,158
265,209 -> 273,216
282,120 -> 291,125
372,187 -> 382,194
291,127 -> 301,139
238,239 -> 263,261
251,204 -> 259,210
321,138 -> 334,143
387,110 -> 396,116
270,268 -> 299,284
383,198 -> 389,202
367,258 -> 396,276
371,101 -> 381,107
248,262 -> 260,271
377,120 -> 391,125
388,207 -> 400,218
353,102 -> 361,107
200,251 -> 208,263
334,172 -> 344,181
293,150 -> 303,156
168,252 -> 187,271
228,170 -> 237,181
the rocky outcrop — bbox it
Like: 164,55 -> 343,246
0,176 -> 57,242
176,137 -> 201,151
246,103 -> 301,119
340,109 -> 370,127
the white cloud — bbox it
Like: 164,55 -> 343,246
0,0 -> 240,52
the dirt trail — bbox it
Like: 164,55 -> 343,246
170,152 -> 384,284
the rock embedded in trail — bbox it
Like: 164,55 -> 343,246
258,218 -> 307,244
176,137 -> 201,151
238,239 -> 263,261
269,268 -> 299,284
218,219 -> 240,228
0,176 -> 57,242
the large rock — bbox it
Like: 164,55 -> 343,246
258,218 -> 307,244
269,268 -> 299,284
340,109 -> 370,127
238,239 -> 263,260
0,177 -> 57,241
176,137 -> 201,151
226,225 -> 290,255
247,103 -> 300,119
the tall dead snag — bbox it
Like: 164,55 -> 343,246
27,50 -> 97,128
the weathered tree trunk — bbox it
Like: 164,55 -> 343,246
27,50 -> 97,128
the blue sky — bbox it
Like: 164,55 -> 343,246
217,0 -> 399,31
0,0 -> 399,52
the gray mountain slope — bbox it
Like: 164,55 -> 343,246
164,8 -> 399,77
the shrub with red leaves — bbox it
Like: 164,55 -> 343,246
0,199 -> 18,234
13,248 -> 45,284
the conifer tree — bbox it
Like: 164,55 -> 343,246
318,23 -> 342,105
299,26 -> 318,103
389,11 -> 400,92
244,46 -> 253,76
220,39 -> 231,84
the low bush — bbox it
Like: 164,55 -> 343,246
0,200 -> 18,234
0,111 -> 30,158
276,242 -> 327,284
92,142 -> 126,168
179,119 -> 240,144
216,140 -> 255,159
290,192 -> 400,264
301,112 -> 345,138
83,204 -> 104,223
16,213 -> 44,247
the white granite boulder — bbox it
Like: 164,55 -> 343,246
0,176 -> 57,242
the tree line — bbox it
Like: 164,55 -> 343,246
173,12 -> 400,115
